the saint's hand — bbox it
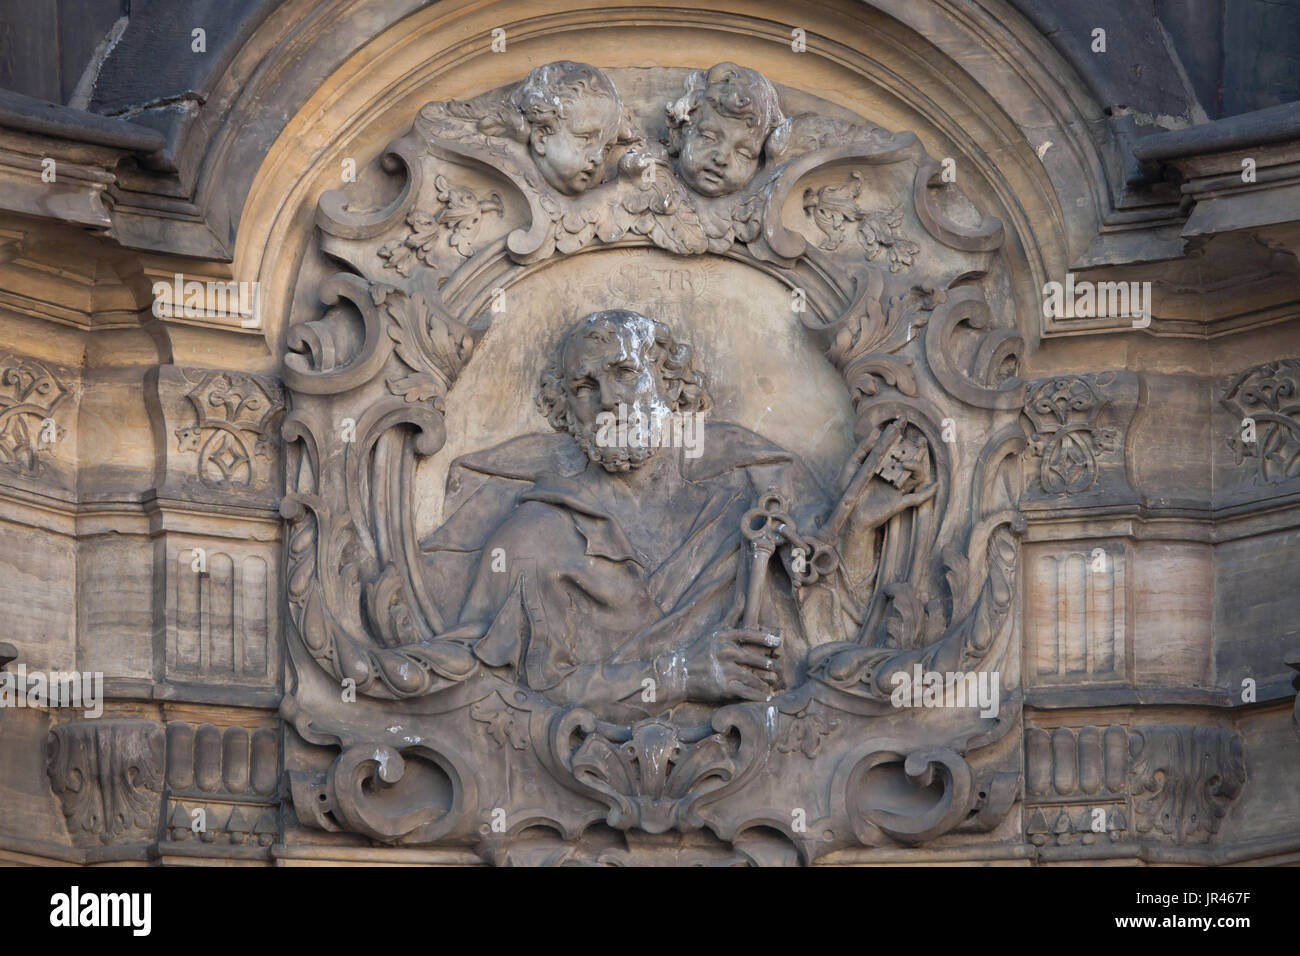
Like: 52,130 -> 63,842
682,627 -> 782,702
846,433 -> 938,532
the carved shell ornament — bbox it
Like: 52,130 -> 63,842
282,61 -> 1031,864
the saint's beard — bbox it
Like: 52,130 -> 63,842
567,413 -> 659,472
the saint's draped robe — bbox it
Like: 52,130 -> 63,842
419,422 -> 850,723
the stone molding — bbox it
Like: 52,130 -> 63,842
1025,723 -> 1247,849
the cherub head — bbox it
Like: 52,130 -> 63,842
537,310 -> 710,472
666,63 -> 787,198
502,61 -> 624,195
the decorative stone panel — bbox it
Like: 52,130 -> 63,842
1021,371 -> 1139,507
163,721 -> 279,848
0,351 -> 77,491
151,365 -> 284,505
1218,358 -> 1300,506
46,719 -> 166,848
279,60 -> 1031,865
1025,543 -> 1129,687
165,541 -> 280,687
1025,724 -> 1245,848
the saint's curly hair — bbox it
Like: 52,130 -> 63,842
536,309 -> 712,431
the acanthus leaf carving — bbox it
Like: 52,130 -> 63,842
1128,726 -> 1245,845
47,720 -> 166,847
378,284 -> 479,409
378,174 -> 503,275
548,705 -> 770,835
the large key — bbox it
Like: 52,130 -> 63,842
802,419 -> 918,582
739,489 -> 800,628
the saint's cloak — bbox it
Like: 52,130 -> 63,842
419,422 -> 849,723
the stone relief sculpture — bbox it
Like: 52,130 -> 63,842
1222,359 -> 1300,487
174,370 -> 284,491
0,354 -> 70,479
1020,373 -> 1137,502
484,61 -> 628,197
279,61 -> 1126,864
1023,724 -> 1245,849
47,720 -> 166,847
420,307 -> 935,721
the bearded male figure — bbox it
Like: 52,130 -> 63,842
419,309 -> 934,724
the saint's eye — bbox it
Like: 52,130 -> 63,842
737,148 -> 755,161
573,381 -> 594,395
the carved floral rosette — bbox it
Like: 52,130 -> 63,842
279,64 -> 1033,865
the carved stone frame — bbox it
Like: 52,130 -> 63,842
278,65 -> 1035,864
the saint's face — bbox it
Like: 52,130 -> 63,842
562,321 -> 670,470
530,96 -> 618,195
677,101 -> 766,197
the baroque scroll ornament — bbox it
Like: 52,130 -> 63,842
281,61 -> 1030,865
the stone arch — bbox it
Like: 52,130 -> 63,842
214,0 -> 1108,361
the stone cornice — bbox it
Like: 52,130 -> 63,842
1133,102 -> 1300,166
0,90 -> 166,158
1021,496 -> 1300,544
0,482 -> 281,539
